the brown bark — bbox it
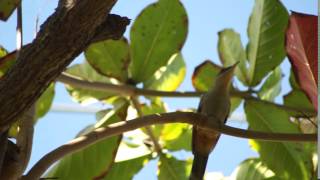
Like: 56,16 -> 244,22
0,0 -> 129,133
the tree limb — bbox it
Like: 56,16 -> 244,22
57,73 -> 316,116
0,0 -> 129,133
23,112 -> 316,180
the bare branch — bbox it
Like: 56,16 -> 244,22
23,112 -> 316,180
57,73 -> 316,117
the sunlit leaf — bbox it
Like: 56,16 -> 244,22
191,60 -> 221,92
158,154 -> 191,180
0,0 -> 21,21
35,83 -> 55,119
247,0 -> 288,86
258,66 -> 281,101
85,38 -> 130,82
0,46 -> 7,57
144,53 -> 186,91
161,124 -> 192,151
130,0 -> 188,83
46,106 -> 127,180
218,29 -> 249,85
230,158 -> 276,180
65,62 -> 117,105
245,100 -> 310,179
286,12 -> 318,110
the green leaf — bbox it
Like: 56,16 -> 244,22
231,158 -> 276,180
230,97 -> 242,112
144,53 -> 186,91
258,66 -> 281,101
218,29 -> 249,85
245,100 -> 310,179
65,62 -> 116,105
9,83 -> 55,138
158,154 -> 191,180
140,101 -> 167,137
85,38 -> 130,82
0,0 -> 21,21
0,46 -> 7,57
283,90 -> 313,112
191,60 -> 222,92
289,69 -> 300,90
247,0 -> 288,86
46,107 -> 126,180
192,60 -> 242,112
102,154 -> 151,180
130,0 -> 188,83
161,124 -> 192,151
0,50 -> 16,77
35,83 -> 55,119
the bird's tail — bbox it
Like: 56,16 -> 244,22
189,153 -> 208,180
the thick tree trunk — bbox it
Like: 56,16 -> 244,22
0,0 -> 129,132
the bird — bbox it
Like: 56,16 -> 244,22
190,62 -> 238,180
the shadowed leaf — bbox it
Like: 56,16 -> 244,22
102,154 -> 151,180
245,100 -> 310,180
65,62 -> 117,105
285,12 -> 318,110
85,38 -> 130,82
46,105 -> 128,180
0,0 -> 21,21
258,66 -> 282,101
158,154 -> 191,180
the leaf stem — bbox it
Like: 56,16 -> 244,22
130,96 -> 163,155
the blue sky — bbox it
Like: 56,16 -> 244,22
0,0 -> 317,179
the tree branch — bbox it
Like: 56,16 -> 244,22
0,0 -> 129,133
23,112 -> 316,180
57,73 -> 316,116
130,96 -> 163,154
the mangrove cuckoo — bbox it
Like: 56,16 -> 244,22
190,62 -> 238,180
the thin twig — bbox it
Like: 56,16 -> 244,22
57,73 -> 316,116
130,96 -> 162,154
16,3 -> 23,57
23,112 -> 317,180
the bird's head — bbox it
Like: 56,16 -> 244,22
214,62 -> 238,90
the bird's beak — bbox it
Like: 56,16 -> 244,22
221,62 -> 239,81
